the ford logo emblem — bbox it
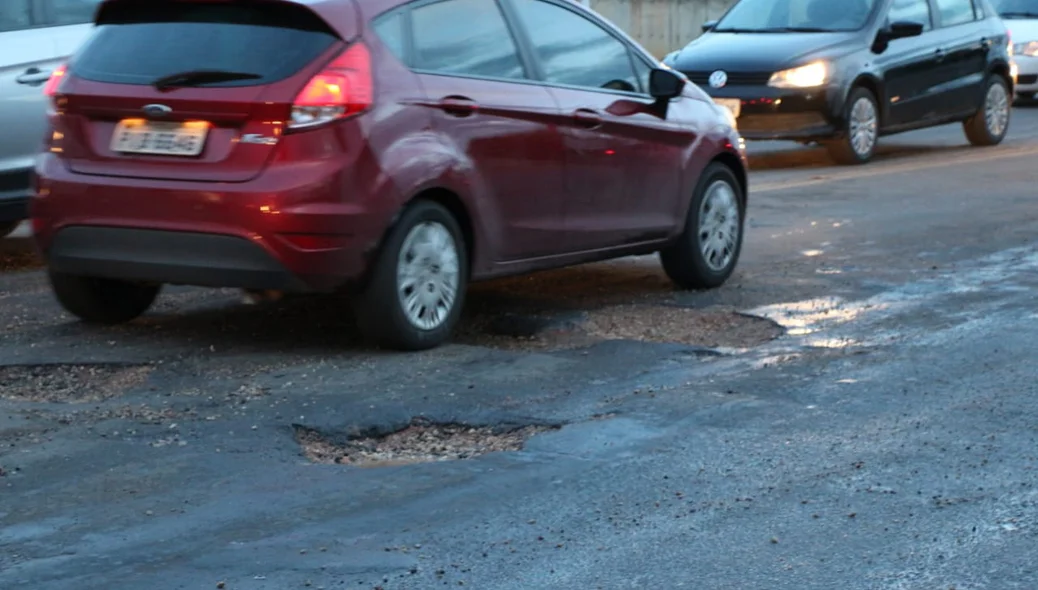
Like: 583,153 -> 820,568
708,70 -> 728,89
142,104 -> 172,117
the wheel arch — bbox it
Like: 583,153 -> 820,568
406,187 -> 476,275
710,150 -> 748,209
848,74 -> 884,126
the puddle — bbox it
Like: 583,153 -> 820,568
748,296 -> 889,337
0,363 -> 153,403
294,418 -> 560,467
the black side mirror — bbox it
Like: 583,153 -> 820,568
649,68 -> 685,100
702,19 -> 718,33
887,20 -> 924,39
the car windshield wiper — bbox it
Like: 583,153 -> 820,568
1000,11 -> 1038,18
756,26 -> 835,32
711,27 -> 764,33
152,70 -> 262,90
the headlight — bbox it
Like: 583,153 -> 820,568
1014,41 -> 1038,57
768,61 -> 829,89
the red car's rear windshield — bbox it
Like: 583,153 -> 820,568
71,1 -> 340,87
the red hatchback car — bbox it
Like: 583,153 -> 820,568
32,0 -> 748,350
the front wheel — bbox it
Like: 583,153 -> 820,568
353,200 -> 468,351
660,162 -> 744,290
964,76 -> 1011,147
824,86 -> 879,165
49,271 -> 160,324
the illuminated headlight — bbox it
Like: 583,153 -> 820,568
1013,41 -> 1038,57
767,61 -> 829,89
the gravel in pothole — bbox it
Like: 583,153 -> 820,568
0,364 -> 153,403
295,419 -> 557,467
582,305 -> 783,348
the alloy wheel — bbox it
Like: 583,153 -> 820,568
984,81 -> 1010,138
396,221 -> 461,331
849,97 -> 877,157
697,180 -> 740,272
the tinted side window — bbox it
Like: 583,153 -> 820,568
510,0 -> 640,93
887,0 -> 933,30
373,10 -> 407,62
0,1 -> 32,32
934,0 -> 976,25
411,0 -> 525,80
48,0 -> 103,26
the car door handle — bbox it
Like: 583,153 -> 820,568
572,109 -> 602,129
934,47 -> 946,60
16,67 -> 53,86
438,96 -> 478,117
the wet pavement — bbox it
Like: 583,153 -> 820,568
3,107 -> 1038,589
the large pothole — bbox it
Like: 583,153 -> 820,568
0,363 -> 153,403
294,418 -> 558,467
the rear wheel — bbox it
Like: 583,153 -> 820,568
824,86 -> 879,165
49,271 -> 160,324
353,200 -> 467,351
964,75 -> 1011,147
660,162 -> 744,290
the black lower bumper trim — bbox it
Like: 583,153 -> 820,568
48,226 -> 309,291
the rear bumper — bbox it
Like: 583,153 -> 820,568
701,84 -> 842,140
31,153 -> 392,292
48,226 -> 310,291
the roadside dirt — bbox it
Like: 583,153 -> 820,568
0,363 -> 154,403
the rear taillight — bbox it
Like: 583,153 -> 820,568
43,63 -> 68,99
289,42 -> 372,130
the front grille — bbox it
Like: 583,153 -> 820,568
683,71 -> 772,86
1017,74 -> 1037,84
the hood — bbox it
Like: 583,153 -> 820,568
669,31 -> 858,72
1004,18 -> 1038,42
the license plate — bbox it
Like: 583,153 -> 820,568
714,98 -> 741,118
110,119 -> 209,157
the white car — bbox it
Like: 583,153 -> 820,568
0,0 -> 101,237
996,0 -> 1038,99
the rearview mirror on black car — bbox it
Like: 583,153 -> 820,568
873,20 -> 924,53
649,68 -> 685,100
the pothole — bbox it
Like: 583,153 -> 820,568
0,363 -> 153,403
294,418 -> 558,467
582,305 -> 783,348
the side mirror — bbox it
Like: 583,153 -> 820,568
702,19 -> 718,33
649,68 -> 685,100
884,20 -> 924,40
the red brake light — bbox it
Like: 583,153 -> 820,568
43,63 -> 68,98
289,42 -> 372,130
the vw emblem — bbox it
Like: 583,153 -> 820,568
708,70 -> 728,89
142,103 -> 172,117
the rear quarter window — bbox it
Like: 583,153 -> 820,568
69,1 -> 340,87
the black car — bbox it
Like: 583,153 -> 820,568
663,0 -> 1014,164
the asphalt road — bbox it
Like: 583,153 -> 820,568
3,105 -> 1038,590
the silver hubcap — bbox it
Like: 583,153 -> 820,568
849,97 -> 877,157
396,221 -> 460,331
698,180 -> 740,272
984,82 -> 1009,138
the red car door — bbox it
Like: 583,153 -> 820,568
507,0 -> 694,252
407,0 -> 570,262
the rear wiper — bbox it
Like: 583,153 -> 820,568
152,70 -> 262,90
1000,11 -> 1038,17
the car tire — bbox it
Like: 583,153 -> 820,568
660,162 -> 744,290
49,271 -> 160,324
964,75 -> 1011,147
353,200 -> 468,351
824,86 -> 879,165
0,221 -> 19,239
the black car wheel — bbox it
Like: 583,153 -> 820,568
49,271 -> 161,324
353,200 -> 468,351
824,86 -> 879,165
660,162 -> 744,290
965,75 -> 1011,147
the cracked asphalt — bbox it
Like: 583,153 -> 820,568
3,106 -> 1038,589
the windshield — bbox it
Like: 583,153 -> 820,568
713,0 -> 878,32
990,0 -> 1038,17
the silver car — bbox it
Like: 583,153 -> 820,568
0,0 -> 99,237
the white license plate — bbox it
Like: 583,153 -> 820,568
714,98 -> 741,118
110,120 -> 209,156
